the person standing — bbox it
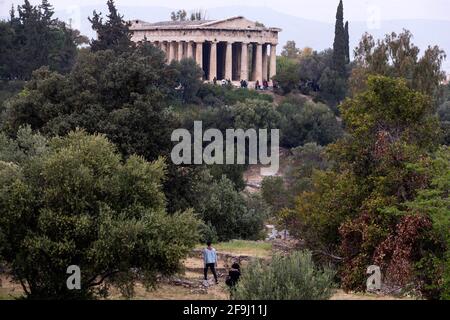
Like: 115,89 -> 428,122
203,241 -> 218,284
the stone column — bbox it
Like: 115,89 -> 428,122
196,42 -> 203,69
262,44 -> 268,81
235,44 -> 241,80
255,43 -> 263,83
269,44 -> 277,81
187,42 -> 194,59
168,41 -> 175,62
251,44 -> 257,81
225,42 -> 233,81
161,41 -> 167,56
240,42 -> 248,81
209,42 -> 217,81
177,41 -> 184,61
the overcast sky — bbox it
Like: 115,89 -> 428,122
1,0 -> 450,23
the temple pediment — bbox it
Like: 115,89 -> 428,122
130,16 -> 281,32
201,16 -> 260,29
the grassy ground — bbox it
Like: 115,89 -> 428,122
0,240 -> 415,300
0,277 -> 22,300
195,240 -> 272,258
107,282 -> 229,300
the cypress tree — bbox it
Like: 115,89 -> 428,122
344,21 -> 350,63
332,0 -> 346,76
89,0 -> 133,53
39,0 -> 54,24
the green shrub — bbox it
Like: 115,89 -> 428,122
196,175 -> 267,241
197,84 -> 273,107
279,100 -> 343,148
224,89 -> 273,105
232,251 -> 335,300
198,222 -> 219,244
0,80 -> 25,109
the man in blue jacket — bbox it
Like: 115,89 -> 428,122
203,241 -> 218,284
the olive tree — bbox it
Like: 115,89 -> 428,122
0,130 -> 201,299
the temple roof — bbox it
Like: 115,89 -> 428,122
141,20 -> 214,27
130,16 -> 281,32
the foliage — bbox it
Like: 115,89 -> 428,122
338,212 -> 388,291
171,9 -> 206,22
281,41 -> 301,59
232,99 -> 281,131
198,222 -> 219,244
170,10 -> 188,21
334,75 -> 440,175
279,99 -> 343,148
196,83 -> 273,106
183,96 -> 341,152
297,50 -> 332,92
189,10 -> 207,21
374,215 -> 433,288
275,49 -> 348,106
232,251 -> 335,300
195,175 -> 268,242
242,193 -> 272,240
0,130 -> 201,299
196,86 -> 342,152
350,30 -> 446,98
0,81 -> 26,110
284,143 -> 330,197
438,102 -> 450,145
171,58 -> 204,103
290,76 -> 442,294
335,75 -> 440,287
318,67 -> 348,109
261,176 -> 288,213
294,170 -> 363,259
332,0 -> 348,76
377,147 -> 449,299
0,125 -> 47,165
89,0 -> 133,53
438,83 -> 450,145
273,57 -> 300,95
344,21 -> 350,63
1,45 -> 180,161
1,39 -> 224,249
0,0 -> 85,80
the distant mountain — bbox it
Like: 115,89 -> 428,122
3,4 -> 449,71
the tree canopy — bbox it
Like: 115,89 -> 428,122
290,76 -> 448,297
350,30 -> 446,98
0,129 -> 201,299
1,44 -> 180,161
0,0 -> 87,80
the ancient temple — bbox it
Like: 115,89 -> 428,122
130,16 -> 281,83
